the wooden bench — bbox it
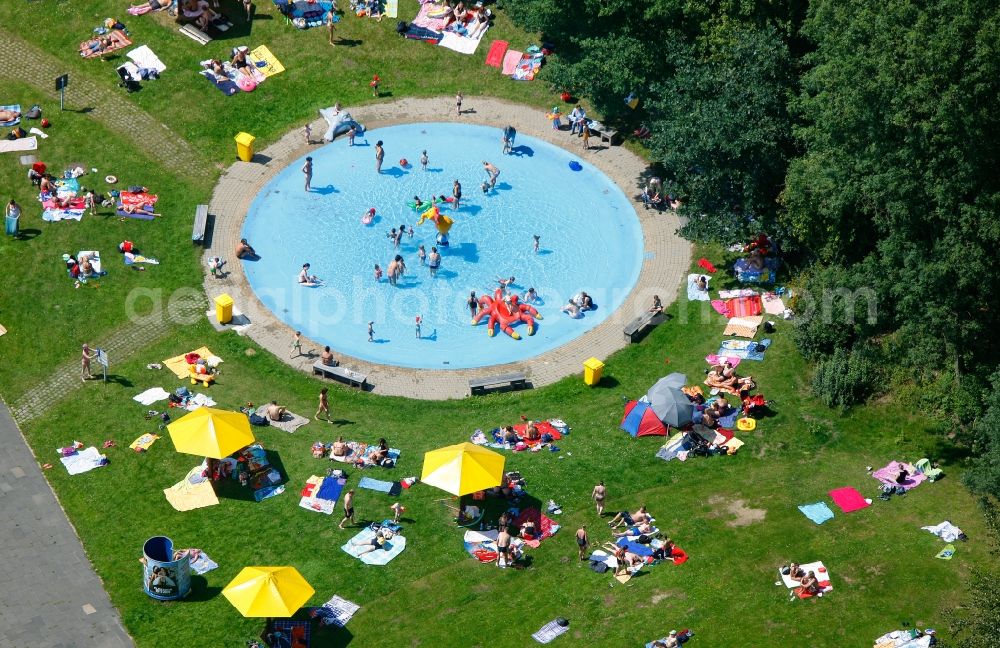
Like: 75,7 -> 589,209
315,364 -> 368,389
312,359 -> 341,378
179,24 -> 213,45
587,120 -> 618,146
469,372 -> 529,396
624,312 -> 666,343
192,204 -> 208,244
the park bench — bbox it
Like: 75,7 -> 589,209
469,372 -> 529,396
192,204 -> 208,244
586,120 -> 618,146
315,364 -> 368,390
624,312 -> 666,343
312,359 -> 341,377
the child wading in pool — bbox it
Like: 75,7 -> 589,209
533,234 -> 540,253
418,244 -> 426,265
420,150 -> 428,171
368,321 -> 374,342
348,125 -> 357,146
415,315 -> 422,339
374,264 -> 383,282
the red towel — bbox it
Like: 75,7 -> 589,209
485,40 -> 508,68
512,421 -> 561,446
828,486 -> 870,513
698,258 -> 717,273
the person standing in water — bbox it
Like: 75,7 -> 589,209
533,234 -> 540,253
302,156 -> 313,191
428,247 -> 441,277
420,150 -> 428,171
452,180 -> 462,211
375,141 -> 385,174
467,291 -> 478,318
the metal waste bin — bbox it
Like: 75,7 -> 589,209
583,357 -> 605,386
215,293 -> 233,324
235,132 -> 256,162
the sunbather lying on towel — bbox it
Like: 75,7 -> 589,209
81,36 -> 114,58
608,505 -> 650,529
352,528 -> 394,555
606,543 -> 644,576
612,521 -> 655,540
331,436 -> 348,458
706,363 -> 754,394
0,108 -> 20,123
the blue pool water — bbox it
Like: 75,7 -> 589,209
241,123 -> 643,369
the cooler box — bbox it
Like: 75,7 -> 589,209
215,293 -> 234,324
235,132 -> 256,162
583,357 -> 605,386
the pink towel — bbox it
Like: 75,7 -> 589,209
501,50 -> 523,75
704,355 -> 741,367
872,461 -> 926,490
828,487 -> 870,513
485,40 -> 508,67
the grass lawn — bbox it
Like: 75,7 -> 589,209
1,2 -> 994,647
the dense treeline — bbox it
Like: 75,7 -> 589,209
508,0 -> 1000,502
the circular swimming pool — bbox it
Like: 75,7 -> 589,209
241,122 -> 643,369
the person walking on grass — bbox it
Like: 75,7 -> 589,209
81,343 -> 96,381
339,489 -> 355,529
390,502 -> 405,523
326,9 -> 337,45
375,141 -> 385,174
370,74 -> 380,97
290,330 -> 302,358
302,156 -> 313,191
315,387 -> 331,422
576,525 -> 590,560
592,480 -> 606,516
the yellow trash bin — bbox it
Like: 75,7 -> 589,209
583,357 -> 605,386
215,293 -> 234,325
235,132 -> 256,162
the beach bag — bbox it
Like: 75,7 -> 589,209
9,127 -> 26,139
248,413 -> 269,427
589,560 -> 608,573
380,458 -> 395,468
168,393 -> 182,404
540,432 -> 554,443
396,21 -> 408,35
25,105 -> 41,120
175,386 -> 190,398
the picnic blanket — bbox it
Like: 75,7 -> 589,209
358,476 -> 401,495
501,49 -> 523,75
129,433 -> 161,452
464,528 -> 500,562
308,594 -> 361,627
513,420 -> 563,446
60,446 -> 107,475
270,620 -> 310,647
439,25 -> 489,55
718,288 -> 759,299
164,466 -> 219,511
254,405 -> 309,433
512,52 -> 543,80
763,293 -> 786,315
798,502 -> 835,525
716,338 -> 770,361
0,104 -> 20,127
254,484 -> 285,502
43,206 -> 84,222
249,45 -> 285,77
80,30 -> 132,58
921,521 -> 964,543
829,486 -> 870,513
342,527 -> 407,565
331,442 -> 400,468
724,315 -> 763,338
874,631 -> 933,648
533,619 -> 570,644
485,39 -> 508,67
411,2 -> 451,31
687,274 -> 710,301
200,69 -> 240,95
780,560 -> 832,591
133,387 -> 170,405
734,257 -> 779,284
299,475 -> 346,514
123,253 -> 160,265
872,461 -> 927,490
513,508 -> 559,547
0,137 -> 38,154
655,432 -> 689,462
127,45 -> 166,73
162,346 -> 221,379
713,295 -> 762,318
120,191 -> 158,209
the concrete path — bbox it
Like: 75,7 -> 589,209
203,96 -> 691,399
0,402 -> 133,648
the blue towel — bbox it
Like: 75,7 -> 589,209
254,485 -> 285,502
615,537 -> 653,557
358,476 -> 397,494
0,104 -> 21,127
798,502 -> 835,525
317,476 -> 346,502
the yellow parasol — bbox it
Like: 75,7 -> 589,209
420,442 -> 505,496
222,566 -> 315,618
166,407 -> 255,459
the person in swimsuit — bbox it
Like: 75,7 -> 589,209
331,436 -> 347,457
375,141 -> 385,173
482,161 -> 500,188
495,526 -> 511,565
320,345 -> 336,366
338,489 -> 355,529
231,46 -> 254,82
452,180 -> 462,210
467,291 -> 478,318
315,387 -> 331,422
353,529 -> 392,555
576,525 -> 589,560
592,481 -> 606,515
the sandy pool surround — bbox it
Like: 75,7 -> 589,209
203,97 -> 689,399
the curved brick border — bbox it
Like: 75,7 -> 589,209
203,97 -> 690,399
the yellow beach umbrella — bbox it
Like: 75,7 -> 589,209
222,566 -> 315,618
166,407 -> 255,459
421,442 -> 505,496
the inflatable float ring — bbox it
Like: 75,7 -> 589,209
736,417 -> 756,431
105,175 -> 118,184
568,161 -> 582,171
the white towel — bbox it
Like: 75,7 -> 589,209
60,447 -> 107,475
127,45 -> 167,73
921,521 -> 964,543
28,127 -> 49,139
133,387 -> 170,405
184,393 -> 216,410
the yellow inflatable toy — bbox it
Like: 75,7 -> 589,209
416,204 -> 454,235
736,417 -> 756,431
